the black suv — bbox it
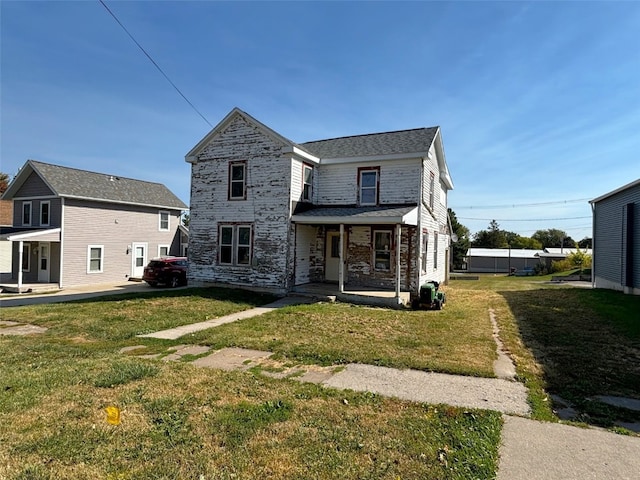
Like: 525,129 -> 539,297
142,257 -> 188,288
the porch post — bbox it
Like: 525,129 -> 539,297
395,224 -> 401,303
339,224 -> 344,293
17,241 -> 24,292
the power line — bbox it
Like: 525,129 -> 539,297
98,0 -> 213,128
458,216 -> 591,222
452,198 -> 591,210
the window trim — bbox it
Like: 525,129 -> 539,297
218,224 -> 253,266
87,245 -> 104,274
358,167 -> 380,206
40,200 -> 50,226
302,163 -> 313,202
159,210 -> 170,231
158,244 -> 170,257
433,232 -> 439,269
228,161 -> 247,200
22,201 -> 32,226
421,230 -> 429,273
372,228 -> 393,272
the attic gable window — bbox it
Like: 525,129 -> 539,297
358,167 -> 379,206
229,162 -> 246,200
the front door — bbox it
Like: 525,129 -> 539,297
325,232 -> 342,282
38,242 -> 50,282
131,242 -> 147,278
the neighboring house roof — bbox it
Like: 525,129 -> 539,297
538,248 -> 592,257
590,178 -> 640,204
292,205 -> 418,226
465,248 -> 544,259
301,128 -> 439,159
0,227 -> 61,242
2,160 -> 187,210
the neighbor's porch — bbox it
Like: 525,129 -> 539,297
292,282 -> 412,309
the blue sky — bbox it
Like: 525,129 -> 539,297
2,1 -> 639,241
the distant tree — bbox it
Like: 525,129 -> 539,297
0,172 -> 9,195
181,213 -> 190,228
578,237 -> 592,249
472,220 -> 508,248
531,229 -> 576,249
448,208 -> 470,269
506,233 -> 543,250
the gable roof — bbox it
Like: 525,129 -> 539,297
2,160 -> 187,210
301,128 -> 439,159
185,107 -> 297,163
590,178 -> 640,204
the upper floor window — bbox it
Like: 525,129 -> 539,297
358,167 -> 379,206
40,201 -> 50,226
22,201 -> 32,226
219,224 -> 252,266
229,162 -> 246,200
429,172 -> 435,210
159,211 -> 170,231
302,164 -> 313,202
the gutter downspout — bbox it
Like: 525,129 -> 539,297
59,197 -> 65,289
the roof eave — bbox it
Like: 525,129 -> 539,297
590,178 -> 640,204
291,207 -> 418,226
320,152 -> 428,165
60,194 -> 187,211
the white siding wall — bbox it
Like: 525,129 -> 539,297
317,159 -> 421,205
62,199 -> 182,287
188,115 -> 292,292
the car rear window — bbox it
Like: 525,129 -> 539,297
148,261 -> 167,268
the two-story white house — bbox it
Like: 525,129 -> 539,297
186,108 -> 453,305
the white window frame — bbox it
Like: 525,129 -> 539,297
373,229 -> 392,272
359,168 -> 379,206
87,245 -> 104,274
302,164 -> 313,202
433,232 -> 439,269
229,162 -> 246,200
22,201 -> 32,226
40,200 -> 50,226
159,210 -> 170,231
158,245 -> 170,257
219,224 -> 252,266
421,231 -> 429,273
22,244 -> 31,272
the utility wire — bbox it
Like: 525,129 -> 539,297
98,0 -> 213,128
452,198 -> 591,210
458,216 -> 591,222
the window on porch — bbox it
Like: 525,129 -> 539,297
373,230 -> 391,271
302,164 -> 313,202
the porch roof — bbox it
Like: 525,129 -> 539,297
291,205 -> 418,225
0,227 -> 61,242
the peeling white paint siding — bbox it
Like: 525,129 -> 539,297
188,115 -> 292,291
317,159 -> 421,205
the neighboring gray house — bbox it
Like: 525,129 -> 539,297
464,248 -> 543,273
186,108 -> 454,304
590,179 -> 640,295
1,160 -> 188,290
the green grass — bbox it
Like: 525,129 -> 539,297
0,285 -> 504,479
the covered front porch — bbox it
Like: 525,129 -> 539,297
291,205 -> 419,307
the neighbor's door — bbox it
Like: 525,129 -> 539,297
38,242 -> 50,282
325,232 -> 343,282
131,242 -> 147,278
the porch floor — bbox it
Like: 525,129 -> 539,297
0,282 -> 60,294
293,282 -> 411,308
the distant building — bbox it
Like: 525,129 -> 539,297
464,248 -> 543,273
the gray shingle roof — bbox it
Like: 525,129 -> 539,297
28,160 -> 187,210
300,127 -> 439,159
296,205 -> 416,218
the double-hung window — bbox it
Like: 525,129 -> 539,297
219,224 -> 252,266
40,201 -> 50,226
159,211 -> 170,231
373,230 -> 392,271
22,201 -> 32,226
359,167 -> 379,206
229,162 -> 246,200
87,245 -> 104,273
302,164 -> 313,202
